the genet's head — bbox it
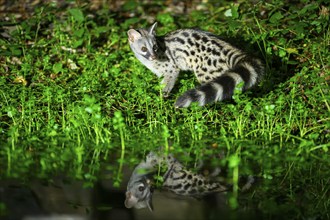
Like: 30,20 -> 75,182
124,177 -> 154,212
127,22 -> 159,61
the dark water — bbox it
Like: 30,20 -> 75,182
1,169 -> 259,220
1,139 -> 328,220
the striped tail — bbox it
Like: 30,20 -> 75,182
174,57 -> 264,108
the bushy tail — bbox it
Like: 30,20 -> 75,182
174,57 -> 264,108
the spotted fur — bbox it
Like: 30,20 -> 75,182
127,22 -> 264,107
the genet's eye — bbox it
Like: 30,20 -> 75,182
141,46 -> 147,52
153,45 -> 158,52
138,186 -> 145,192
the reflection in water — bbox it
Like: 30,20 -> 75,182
1,136 -> 328,219
0,170 -> 255,220
0,145 -> 261,220
124,151 -> 229,212
0,139 -> 269,220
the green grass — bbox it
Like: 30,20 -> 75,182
0,0 -> 329,218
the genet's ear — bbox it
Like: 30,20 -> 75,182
127,29 -> 141,43
148,22 -> 158,35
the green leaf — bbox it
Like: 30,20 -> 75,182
224,9 -> 233,17
228,20 -> 241,31
122,0 -> 139,11
47,130 -> 57,136
286,48 -> 298,54
231,4 -> 239,19
8,46 -> 22,56
157,13 -> 174,25
299,3 -> 318,15
122,17 -> 140,29
68,8 -> 84,23
53,62 -> 63,74
279,49 -> 286,57
291,22 -> 308,35
74,28 -> 85,38
73,39 -> 84,48
228,155 -> 240,168
94,26 -> 109,35
269,12 -> 284,24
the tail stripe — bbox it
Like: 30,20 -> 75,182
211,82 -> 224,102
235,58 -> 264,89
243,62 -> 259,88
212,74 -> 236,100
231,64 -> 254,88
175,58 -> 264,107
228,50 -> 245,67
226,72 -> 244,88
197,84 -> 217,105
